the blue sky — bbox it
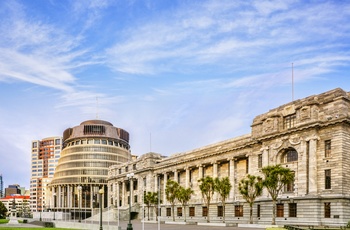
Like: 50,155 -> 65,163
0,0 -> 350,189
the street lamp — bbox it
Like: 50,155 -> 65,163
127,173 -> 134,230
78,186 -> 82,222
39,198 -> 42,222
53,193 -> 56,220
99,188 -> 104,230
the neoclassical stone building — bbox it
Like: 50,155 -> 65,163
108,88 -> 350,226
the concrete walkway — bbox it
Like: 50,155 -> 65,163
1,219 -> 273,229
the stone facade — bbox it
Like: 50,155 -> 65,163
108,88 -> 350,226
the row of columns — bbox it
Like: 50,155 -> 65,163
50,184 -> 105,210
111,158 -> 239,208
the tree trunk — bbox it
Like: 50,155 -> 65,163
272,199 -> 276,225
172,204 -> 175,222
249,203 -> 253,224
207,202 -> 210,223
147,206 -> 150,221
223,204 -> 225,223
183,205 -> 186,222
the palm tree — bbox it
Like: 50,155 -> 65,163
144,192 -> 158,221
198,176 -> 215,223
165,179 -> 180,221
214,177 -> 232,223
238,174 -> 263,224
176,186 -> 194,222
261,165 -> 295,225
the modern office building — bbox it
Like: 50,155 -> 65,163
5,184 -> 21,197
108,88 -> 350,226
30,136 -> 62,212
0,174 -> 3,198
48,120 -> 132,219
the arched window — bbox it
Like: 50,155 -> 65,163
282,148 -> 298,163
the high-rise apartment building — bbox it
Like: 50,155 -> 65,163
0,174 -> 3,198
30,137 -> 62,212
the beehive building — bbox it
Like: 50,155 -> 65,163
49,120 -> 131,219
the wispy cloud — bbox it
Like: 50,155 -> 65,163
105,0 -> 350,78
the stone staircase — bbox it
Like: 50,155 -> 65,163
86,204 -> 140,222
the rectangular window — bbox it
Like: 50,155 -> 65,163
202,206 -> 208,217
289,203 -> 297,217
284,171 -> 295,192
325,140 -> 331,158
257,204 -> 260,218
325,169 -> 331,189
177,207 -> 182,216
258,154 -> 263,168
277,204 -> 284,217
217,206 -> 223,217
166,208 -> 171,217
324,203 -> 331,218
189,207 -> 195,217
235,205 -> 243,217
284,114 -> 296,129
134,195 -> 138,203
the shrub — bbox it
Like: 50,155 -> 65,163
44,222 -> 55,228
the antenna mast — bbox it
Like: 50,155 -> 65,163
96,96 -> 99,119
292,63 -> 294,101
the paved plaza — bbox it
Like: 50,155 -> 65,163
1,219 -> 267,230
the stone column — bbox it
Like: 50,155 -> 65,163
154,175 -> 158,193
185,168 -> 190,188
116,182 -> 120,207
229,158 -> 235,199
261,146 -> 269,167
198,165 -> 203,179
174,169 -> 178,183
58,186 -> 62,208
122,181 -> 126,206
163,173 -> 167,204
308,136 -> 319,195
213,162 -> 218,178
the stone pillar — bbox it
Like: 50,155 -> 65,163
229,158 -> 235,199
163,173 -> 167,204
198,165 -> 203,179
213,162 -> 218,178
90,185 -> 93,209
261,146 -> 269,167
174,169 -> 178,183
116,182 -> 120,207
308,136 -> 319,195
58,186 -> 62,208
122,181 -> 126,206
154,175 -> 158,193
185,168 -> 190,188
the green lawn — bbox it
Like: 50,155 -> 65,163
0,219 -> 9,224
0,228 -> 71,230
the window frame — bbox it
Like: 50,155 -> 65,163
289,203 -> 297,217
324,203 -> 331,218
325,140 -> 331,158
234,205 -> 243,217
325,169 -> 331,189
276,203 -> 284,217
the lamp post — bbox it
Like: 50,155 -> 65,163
39,198 -> 42,221
78,186 -> 82,222
127,173 -> 134,230
99,188 -> 104,230
53,193 -> 56,220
